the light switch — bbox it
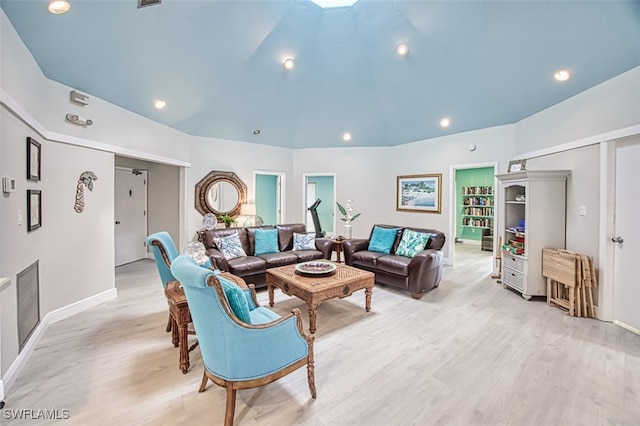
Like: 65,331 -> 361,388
579,206 -> 586,216
18,210 -> 23,225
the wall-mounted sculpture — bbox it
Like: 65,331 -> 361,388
74,171 -> 98,213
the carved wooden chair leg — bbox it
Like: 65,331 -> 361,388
165,313 -> 173,332
224,385 -> 237,426
198,371 -> 209,393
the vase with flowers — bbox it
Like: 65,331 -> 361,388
336,199 -> 361,239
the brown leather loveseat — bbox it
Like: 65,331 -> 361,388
342,224 -> 445,299
198,223 -> 332,288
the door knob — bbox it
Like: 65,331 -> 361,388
115,221 -> 121,225
611,236 -> 623,243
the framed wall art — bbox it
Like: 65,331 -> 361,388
396,173 -> 442,214
27,137 -> 41,181
27,189 -> 42,232
508,159 -> 527,173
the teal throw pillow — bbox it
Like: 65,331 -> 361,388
368,226 -> 400,254
213,234 -> 247,260
293,232 -> 316,250
254,228 -> 279,255
218,275 -> 252,324
395,229 -> 431,258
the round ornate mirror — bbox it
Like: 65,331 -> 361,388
195,171 -> 247,218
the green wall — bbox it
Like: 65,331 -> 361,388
456,167 -> 495,241
256,174 -> 278,225
307,176 -> 334,235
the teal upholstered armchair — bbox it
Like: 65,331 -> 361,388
170,254 -> 316,426
145,232 -> 212,336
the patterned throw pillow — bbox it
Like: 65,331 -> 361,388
213,234 -> 247,260
254,228 -> 279,255
395,229 -> 431,258
293,232 -> 316,250
368,226 -> 401,254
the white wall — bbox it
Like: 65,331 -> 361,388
515,66 -> 640,153
186,136 -> 293,241
1,106 -> 115,377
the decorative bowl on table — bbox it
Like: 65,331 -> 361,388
295,261 -> 337,277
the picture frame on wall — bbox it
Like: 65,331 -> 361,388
27,189 -> 42,232
508,159 -> 527,173
27,137 -> 41,181
396,173 -> 442,214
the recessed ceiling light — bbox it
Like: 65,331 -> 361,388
440,118 -> 451,128
154,99 -> 166,109
48,0 -> 71,14
283,58 -> 295,71
342,132 -> 352,142
554,69 -> 571,82
253,129 -> 261,135
397,43 -> 410,57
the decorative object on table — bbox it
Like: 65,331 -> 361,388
294,260 -> 337,277
396,174 -> 442,214
26,137 -> 41,182
202,213 -> 218,230
183,241 -> 209,266
336,199 -> 361,239
27,189 -> 42,232
508,159 -> 527,173
218,213 -> 237,228
73,171 -> 98,213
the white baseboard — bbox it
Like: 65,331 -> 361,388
613,320 -> 640,336
1,288 -> 117,396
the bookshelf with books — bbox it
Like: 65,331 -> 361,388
461,186 -> 494,229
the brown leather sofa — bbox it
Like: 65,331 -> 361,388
342,224 -> 445,299
198,223 -> 333,288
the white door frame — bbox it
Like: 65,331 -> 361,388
447,162 -> 499,268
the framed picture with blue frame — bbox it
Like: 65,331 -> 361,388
396,173 -> 442,214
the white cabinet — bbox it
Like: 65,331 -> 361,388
496,170 -> 570,300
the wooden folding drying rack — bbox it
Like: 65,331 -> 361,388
542,248 -> 597,318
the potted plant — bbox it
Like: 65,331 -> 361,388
336,199 -> 361,239
218,214 -> 237,228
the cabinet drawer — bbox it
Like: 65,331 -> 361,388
503,266 -> 524,291
503,254 -> 526,273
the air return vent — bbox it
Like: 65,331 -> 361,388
138,0 -> 161,8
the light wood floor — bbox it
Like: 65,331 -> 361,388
5,244 -> 640,425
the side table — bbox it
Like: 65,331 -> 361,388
164,280 -> 198,373
330,239 -> 344,263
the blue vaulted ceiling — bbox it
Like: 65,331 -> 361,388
1,0 -> 639,148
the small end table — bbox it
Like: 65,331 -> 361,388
164,281 -> 198,373
330,239 -> 344,263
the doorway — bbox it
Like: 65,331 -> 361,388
254,171 -> 285,225
303,174 -> 336,236
448,162 -> 498,268
114,167 -> 147,266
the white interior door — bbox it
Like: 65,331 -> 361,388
613,139 -> 640,331
115,168 -> 147,267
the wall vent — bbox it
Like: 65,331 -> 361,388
138,0 -> 161,8
17,260 -> 40,352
